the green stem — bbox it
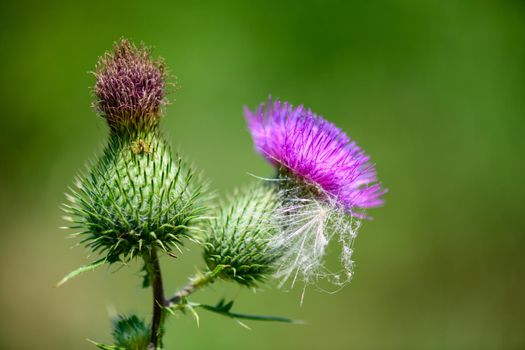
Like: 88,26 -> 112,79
166,271 -> 215,306
144,256 -> 221,348
148,248 -> 165,350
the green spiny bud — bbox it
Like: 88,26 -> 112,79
112,315 -> 150,350
64,129 -> 206,263
203,184 -> 282,286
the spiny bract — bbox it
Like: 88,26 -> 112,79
203,184 -> 282,286
64,129 -> 206,263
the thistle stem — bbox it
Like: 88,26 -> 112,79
144,251 -> 216,349
148,248 -> 165,350
166,272 -> 213,306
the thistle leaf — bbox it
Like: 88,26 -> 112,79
87,339 -> 124,350
56,258 -> 106,287
194,299 -> 299,324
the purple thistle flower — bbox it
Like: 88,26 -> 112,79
94,39 -> 168,130
244,98 -> 386,291
244,97 -> 384,218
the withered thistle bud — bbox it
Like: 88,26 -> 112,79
94,39 -> 167,130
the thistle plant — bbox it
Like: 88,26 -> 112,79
60,39 -> 384,349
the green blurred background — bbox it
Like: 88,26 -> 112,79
1,0 -> 524,349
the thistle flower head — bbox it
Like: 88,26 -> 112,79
244,97 -> 384,217
244,97 -> 385,291
94,38 -> 167,130
203,184 -> 282,287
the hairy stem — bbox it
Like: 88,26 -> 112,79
143,253 -> 217,349
167,271 -> 215,307
148,248 -> 165,350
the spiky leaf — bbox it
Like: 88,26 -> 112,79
195,299 -> 298,324
56,258 -> 106,286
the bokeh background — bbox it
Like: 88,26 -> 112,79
1,0 -> 524,349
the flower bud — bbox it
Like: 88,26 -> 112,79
203,185 -> 282,286
94,39 -> 167,131
112,314 -> 150,350
64,130 -> 206,263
